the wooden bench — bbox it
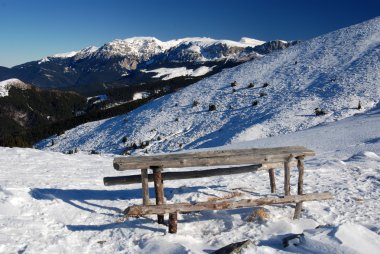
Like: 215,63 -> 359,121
104,146 -> 333,233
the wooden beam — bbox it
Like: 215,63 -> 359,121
152,166 -> 165,224
104,162 -> 297,186
268,168 -> 276,193
124,192 -> 333,216
294,157 -> 305,219
113,146 -> 315,170
169,212 -> 177,234
104,164 -> 280,186
141,168 -> 150,205
284,157 -> 292,196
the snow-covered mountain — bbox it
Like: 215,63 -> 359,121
36,17 -> 380,155
49,36 -> 265,62
0,37 -> 296,92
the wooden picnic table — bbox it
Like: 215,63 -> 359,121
104,146 -> 332,233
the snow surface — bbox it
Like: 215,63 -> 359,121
0,78 -> 24,97
87,94 -> 108,104
141,66 -> 214,80
1,101 -> 380,253
167,37 -> 265,49
133,92 -> 150,101
38,46 -> 98,64
51,51 -> 79,58
37,17 -> 380,155
239,37 -> 266,46
74,46 -> 99,60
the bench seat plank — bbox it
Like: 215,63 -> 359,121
114,146 -> 315,170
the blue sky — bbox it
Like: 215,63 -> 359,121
0,0 -> 379,67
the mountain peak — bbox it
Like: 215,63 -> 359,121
122,36 -> 162,42
51,51 -> 79,58
239,37 -> 265,46
96,37 -> 167,59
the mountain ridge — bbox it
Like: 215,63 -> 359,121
0,37 -> 296,93
40,36 -> 266,61
36,16 -> 380,155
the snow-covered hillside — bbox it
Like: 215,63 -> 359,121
2,101 -> 380,253
0,78 -> 26,97
141,66 -> 214,80
37,17 -> 380,155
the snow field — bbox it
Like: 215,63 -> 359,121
1,102 -> 380,253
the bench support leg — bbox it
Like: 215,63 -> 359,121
294,157 -> 305,219
284,159 -> 291,196
141,168 -> 150,205
169,212 -> 178,233
152,166 -> 165,224
268,168 -> 276,193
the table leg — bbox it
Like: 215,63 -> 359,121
269,168 -> 276,193
152,166 -> 165,224
141,168 -> 150,205
169,212 -> 178,233
294,156 -> 305,219
284,159 -> 291,196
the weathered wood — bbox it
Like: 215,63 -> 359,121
293,201 -> 303,220
284,157 -> 292,196
113,146 -> 315,170
152,166 -> 165,224
104,164 -> 291,186
296,157 -> 304,195
294,157 -> 305,219
269,168 -> 276,193
124,192 -> 333,216
141,168 -> 150,205
168,212 -> 177,234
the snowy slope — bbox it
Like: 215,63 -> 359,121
37,17 -> 380,155
164,36 -> 265,54
39,46 -> 99,64
141,66 -> 214,80
0,78 -> 27,97
2,101 -> 380,253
